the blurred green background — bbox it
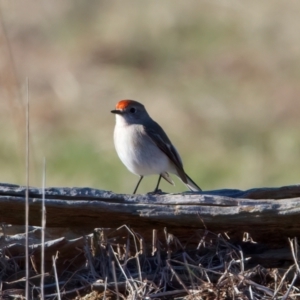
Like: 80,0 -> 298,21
0,0 -> 299,193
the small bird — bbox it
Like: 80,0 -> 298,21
111,100 -> 202,194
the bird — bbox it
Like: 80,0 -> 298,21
111,100 -> 202,194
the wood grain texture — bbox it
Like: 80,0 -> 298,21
1,183 -> 300,246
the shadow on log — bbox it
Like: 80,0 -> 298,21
0,182 -> 300,247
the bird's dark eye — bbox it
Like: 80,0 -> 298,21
129,107 -> 136,113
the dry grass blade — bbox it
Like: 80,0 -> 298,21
43,285 -> 89,299
111,261 -> 119,300
52,252 -> 61,300
152,229 -> 157,256
272,264 -> 295,298
148,289 -> 190,299
109,244 -> 134,295
25,77 -> 30,300
183,252 -> 196,292
166,260 -> 190,295
117,225 -> 142,282
84,236 -> 98,280
239,248 -> 245,273
139,238 -> 144,256
238,275 -> 274,297
248,284 -> 254,300
1,226 -> 299,299
41,158 -> 46,300
289,238 -> 300,275
103,276 -> 107,300
282,272 -> 298,300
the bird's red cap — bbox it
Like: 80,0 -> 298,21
115,99 -> 140,110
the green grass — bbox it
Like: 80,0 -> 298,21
1,0 -> 300,193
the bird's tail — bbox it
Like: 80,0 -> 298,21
185,173 -> 202,192
161,172 -> 175,185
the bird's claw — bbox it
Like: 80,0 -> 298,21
147,189 -> 164,195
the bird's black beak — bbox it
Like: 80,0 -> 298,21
111,109 -> 122,114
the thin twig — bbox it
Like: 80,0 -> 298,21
109,244 -> 134,294
272,264 -> 295,298
239,247 -> 245,273
248,284 -> 254,300
111,261 -> 119,300
239,275 -> 274,297
183,252 -> 196,292
289,238 -> 300,275
25,77 -> 30,300
52,252 -> 61,300
103,276 -> 107,300
117,225 -> 142,282
152,229 -> 157,256
282,272 -> 298,300
166,260 -> 190,295
41,158 -> 46,300
43,284 -> 89,298
83,236 -> 98,280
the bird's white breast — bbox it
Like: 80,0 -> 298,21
113,120 -> 172,176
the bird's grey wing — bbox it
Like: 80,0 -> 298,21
144,123 -> 188,183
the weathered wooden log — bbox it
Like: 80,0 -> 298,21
1,182 -> 300,245
1,183 -> 300,247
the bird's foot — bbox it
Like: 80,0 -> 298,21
147,188 -> 164,195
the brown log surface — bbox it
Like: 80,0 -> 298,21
1,182 -> 300,246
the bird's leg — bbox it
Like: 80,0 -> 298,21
153,175 -> 162,193
133,176 -> 144,194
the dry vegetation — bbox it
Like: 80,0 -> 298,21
1,225 -> 300,299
